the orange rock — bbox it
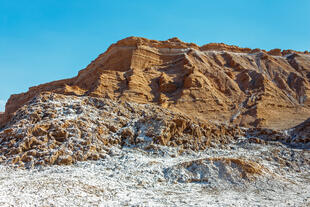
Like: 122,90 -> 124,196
1,37 -> 310,131
268,48 -> 282,56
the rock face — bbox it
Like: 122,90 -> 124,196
2,37 -> 310,130
290,118 -> 310,145
1,38 -> 310,207
0,37 -> 310,168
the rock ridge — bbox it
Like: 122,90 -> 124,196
1,37 -> 310,130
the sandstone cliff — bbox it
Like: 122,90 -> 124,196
1,37 -> 310,207
1,37 -> 310,168
2,37 -> 310,130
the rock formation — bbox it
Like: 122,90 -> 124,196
0,37 -> 310,168
1,37 -> 310,130
0,93 -> 246,167
290,118 -> 310,144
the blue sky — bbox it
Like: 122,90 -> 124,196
0,0 -> 310,111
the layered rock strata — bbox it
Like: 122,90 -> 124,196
0,37 -> 310,168
2,37 -> 310,130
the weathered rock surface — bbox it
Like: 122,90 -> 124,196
0,92 -> 307,168
164,157 -> 265,184
290,118 -> 310,145
0,93 -> 246,167
0,37 -> 309,169
2,37 -> 310,130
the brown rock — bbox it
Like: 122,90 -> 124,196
50,129 -> 68,142
1,37 -> 310,129
58,155 -> 73,165
290,118 -> 310,144
268,48 -> 282,56
159,73 -> 177,93
1,37 -> 310,168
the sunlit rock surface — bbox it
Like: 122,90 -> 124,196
0,37 -> 310,206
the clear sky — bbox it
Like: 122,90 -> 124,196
0,0 -> 310,111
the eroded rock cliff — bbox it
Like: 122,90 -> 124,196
1,37 -> 310,170
2,37 -> 310,130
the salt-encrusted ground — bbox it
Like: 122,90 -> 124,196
0,141 -> 309,207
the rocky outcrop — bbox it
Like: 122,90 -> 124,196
164,157 -> 265,184
1,37 -> 310,130
0,92 -> 307,168
290,118 -> 310,145
0,93 -> 246,168
0,113 -> 3,123
1,37 -> 310,168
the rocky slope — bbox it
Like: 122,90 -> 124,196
291,118 -> 310,144
1,37 -> 310,206
2,37 -> 310,130
0,93 -> 309,205
0,92 -> 308,168
0,92 -> 243,167
0,37 -> 309,168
